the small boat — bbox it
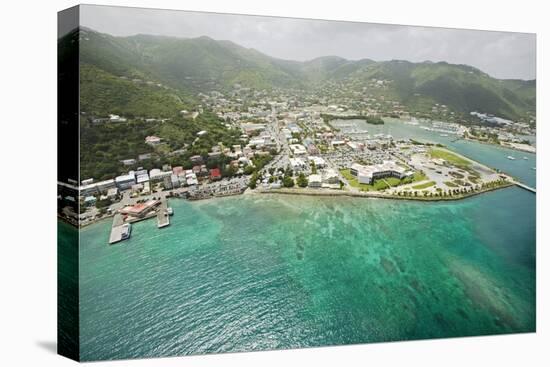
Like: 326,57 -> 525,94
120,223 -> 132,240
440,133 -> 449,137
523,157 -> 529,160
532,167 -> 536,170
507,156 -> 516,160
166,207 -> 174,216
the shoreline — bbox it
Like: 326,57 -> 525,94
462,136 -> 536,154
255,182 -> 516,202
61,180 -> 525,230
389,118 -> 536,155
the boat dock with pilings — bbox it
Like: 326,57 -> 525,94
108,196 -> 172,244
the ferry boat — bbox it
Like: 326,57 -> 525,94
507,156 -> 516,160
120,223 -> 132,240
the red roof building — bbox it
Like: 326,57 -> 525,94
210,168 -> 222,181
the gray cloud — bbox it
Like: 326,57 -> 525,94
80,4 -> 536,80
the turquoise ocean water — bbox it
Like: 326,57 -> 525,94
75,121 -> 536,360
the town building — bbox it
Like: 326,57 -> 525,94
210,168 -> 222,181
106,187 -> 118,199
115,173 -> 136,190
145,136 -> 162,146
350,161 -> 413,184
163,176 -> 173,190
289,144 -> 307,156
121,159 -> 136,166
322,169 -> 340,184
120,200 -> 160,218
170,174 -> 181,189
136,173 -> 150,184
83,196 -> 97,207
149,169 -> 171,182
308,174 -> 322,188
289,157 -> 307,171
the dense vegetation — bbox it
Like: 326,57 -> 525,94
80,110 -> 244,180
79,64 -> 193,118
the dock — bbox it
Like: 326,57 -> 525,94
107,197 -> 173,244
109,214 -> 126,244
157,198 -> 170,228
514,182 -> 536,193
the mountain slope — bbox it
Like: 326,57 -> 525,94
79,27 -> 536,121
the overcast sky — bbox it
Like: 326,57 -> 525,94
81,5 -> 536,80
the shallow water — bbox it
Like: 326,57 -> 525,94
76,186 -> 535,360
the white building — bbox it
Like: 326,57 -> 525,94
308,174 -> 322,188
115,173 -> 136,190
330,140 -> 346,147
136,173 -> 150,184
109,114 -> 127,122
149,169 -> 171,182
185,172 -> 198,186
322,169 -> 339,184
289,144 -> 307,156
145,135 -> 162,145
249,137 -> 266,147
121,159 -> 136,166
350,161 -> 413,185
170,174 -> 181,188
106,187 -> 118,199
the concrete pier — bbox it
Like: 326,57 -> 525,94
157,199 -> 170,228
109,214 -> 126,244
514,182 -> 536,193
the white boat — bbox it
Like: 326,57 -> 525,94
120,223 -> 132,240
166,207 -> 174,216
532,167 -> 536,170
523,157 -> 529,160
507,156 -> 516,160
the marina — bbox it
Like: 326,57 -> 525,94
109,196 -> 172,244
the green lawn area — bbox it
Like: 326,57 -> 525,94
444,181 -> 458,187
429,148 -> 471,168
402,171 -> 428,184
412,181 -> 436,190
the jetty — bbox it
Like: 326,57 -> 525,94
108,196 -> 173,244
514,181 -> 536,193
109,214 -> 129,244
157,198 -> 170,228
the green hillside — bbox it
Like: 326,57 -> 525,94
79,28 -> 304,92
79,27 -> 535,121
324,60 -> 535,120
72,27 -> 536,180
79,64 -> 193,118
